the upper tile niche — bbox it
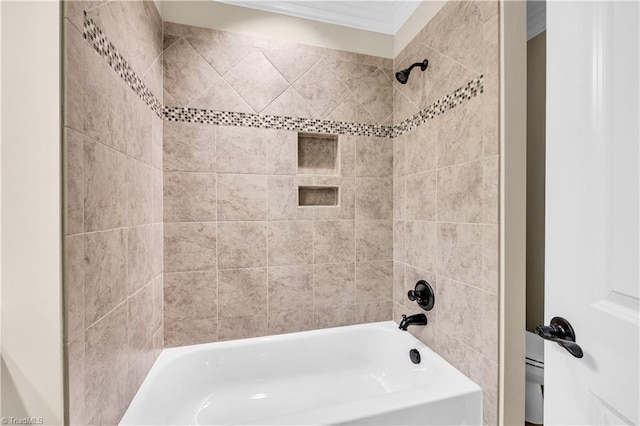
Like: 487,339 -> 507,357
161,22 -> 393,124
298,133 -> 339,175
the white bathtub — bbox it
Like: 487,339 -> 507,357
120,321 -> 481,425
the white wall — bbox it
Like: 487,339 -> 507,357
0,2 -> 64,424
158,0 -> 446,59
160,0 -> 395,58
393,0 -> 446,56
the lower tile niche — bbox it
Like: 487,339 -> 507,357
298,186 -> 339,206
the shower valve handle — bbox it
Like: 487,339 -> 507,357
407,280 -> 435,311
535,317 -> 584,358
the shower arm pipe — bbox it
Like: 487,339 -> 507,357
404,61 -> 428,74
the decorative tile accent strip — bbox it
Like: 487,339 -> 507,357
83,13 -> 163,118
81,13 -> 483,138
393,76 -> 484,137
163,108 -> 395,138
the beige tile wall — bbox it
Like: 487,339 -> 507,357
63,1 -> 163,424
163,123 -> 394,345
62,1 -> 500,425
162,22 -> 394,125
392,2 -> 500,425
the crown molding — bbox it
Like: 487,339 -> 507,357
215,0 -> 421,34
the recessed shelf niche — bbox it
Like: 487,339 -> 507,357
298,186 -> 339,207
298,133 -> 338,175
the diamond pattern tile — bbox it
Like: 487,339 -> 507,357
354,69 -> 393,124
263,48 -> 319,84
163,38 -> 220,106
224,51 -> 289,113
190,38 -> 257,76
293,60 -> 350,118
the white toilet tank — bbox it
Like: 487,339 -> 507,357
525,331 -> 544,424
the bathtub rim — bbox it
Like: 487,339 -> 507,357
121,321 -> 482,425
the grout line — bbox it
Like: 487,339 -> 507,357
265,133 -> 270,332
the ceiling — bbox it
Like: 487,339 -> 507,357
214,1 -> 422,34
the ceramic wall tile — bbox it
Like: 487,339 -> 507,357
437,223 -> 482,287
65,128 -> 84,235
438,95 -> 483,167
267,221 -> 313,266
217,222 -> 267,269
405,121 -> 437,175
66,334 -> 85,425
313,305 -> 356,329
163,172 -> 217,222
217,174 -> 267,221
393,134 -> 406,178
163,38 -> 220,106
393,221 -> 406,263
267,175 -> 314,221
313,221 -> 355,264
293,60 -> 350,118
225,52 -> 289,112
483,155 -> 499,224
84,303 -> 128,424
266,130 -> 298,175
188,79 -> 254,113
483,14 -> 500,157
355,261 -> 393,303
165,318 -> 217,348
65,23 -> 87,134
164,222 -> 217,272
64,235 -> 85,342
268,265 -> 313,312
84,229 -> 127,327
353,69 -> 393,124
437,329 -> 483,386
355,301 -> 393,324
127,158 -> 154,226
127,283 -> 155,361
164,271 -> 217,321
355,178 -> 392,220
218,267 -> 267,318
268,309 -> 315,335
437,161 -> 483,223
356,136 -> 393,178
482,291 -> 499,364
483,224 -> 499,294
127,225 -> 155,295
163,121 -> 216,172
83,140 -> 128,232
393,177 -> 406,221
217,126 -> 266,174
219,314 -> 268,341
356,220 -> 393,262
313,263 -> 355,308
405,221 -> 437,273
406,171 -> 437,221
437,276 -> 483,352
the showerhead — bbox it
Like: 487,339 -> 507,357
395,59 -> 429,84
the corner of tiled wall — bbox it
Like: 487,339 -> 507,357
63,0 -> 164,424
391,1 -> 501,425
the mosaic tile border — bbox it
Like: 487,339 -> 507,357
82,14 -> 483,138
394,76 -> 484,136
83,13 -> 164,118
163,108 -> 394,137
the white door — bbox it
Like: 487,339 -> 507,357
545,1 -> 639,425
